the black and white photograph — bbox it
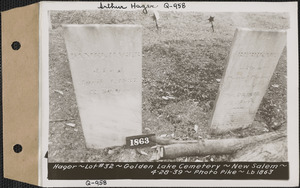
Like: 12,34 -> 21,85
48,8 -> 289,164
1,1 -> 298,187
38,1 -> 298,186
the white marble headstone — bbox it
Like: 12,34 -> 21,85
210,28 -> 286,133
63,25 -> 142,149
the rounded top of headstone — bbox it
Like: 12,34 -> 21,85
236,27 -> 287,33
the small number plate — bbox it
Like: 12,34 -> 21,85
125,134 -> 155,148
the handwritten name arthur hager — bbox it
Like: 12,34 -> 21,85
98,2 -> 158,12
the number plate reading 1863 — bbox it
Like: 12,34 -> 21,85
126,134 -> 155,148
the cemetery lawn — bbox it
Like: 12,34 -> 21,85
49,11 -> 289,162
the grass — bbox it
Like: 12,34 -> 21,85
48,10 -> 289,162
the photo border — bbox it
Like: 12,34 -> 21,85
40,1 -> 299,187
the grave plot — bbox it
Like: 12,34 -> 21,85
150,28 -> 287,160
49,11 -> 288,162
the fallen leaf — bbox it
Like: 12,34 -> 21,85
272,84 -> 279,88
139,150 -> 148,156
263,128 -> 269,132
160,134 -> 167,137
108,150 -> 114,155
216,79 -> 221,82
66,123 -> 76,127
162,96 -> 169,100
194,125 -> 199,133
151,145 -> 159,149
167,96 -> 176,99
149,155 -> 158,161
54,90 -> 64,95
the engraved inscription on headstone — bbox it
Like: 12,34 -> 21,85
210,28 -> 286,133
63,25 -> 142,149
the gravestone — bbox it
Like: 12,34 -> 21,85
63,25 -> 142,149
210,28 -> 286,133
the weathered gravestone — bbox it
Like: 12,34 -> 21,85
210,28 -> 286,133
63,25 -> 142,149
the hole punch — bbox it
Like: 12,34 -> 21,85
11,41 -> 21,50
13,144 -> 22,153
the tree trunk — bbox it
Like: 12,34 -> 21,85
151,131 -> 286,161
